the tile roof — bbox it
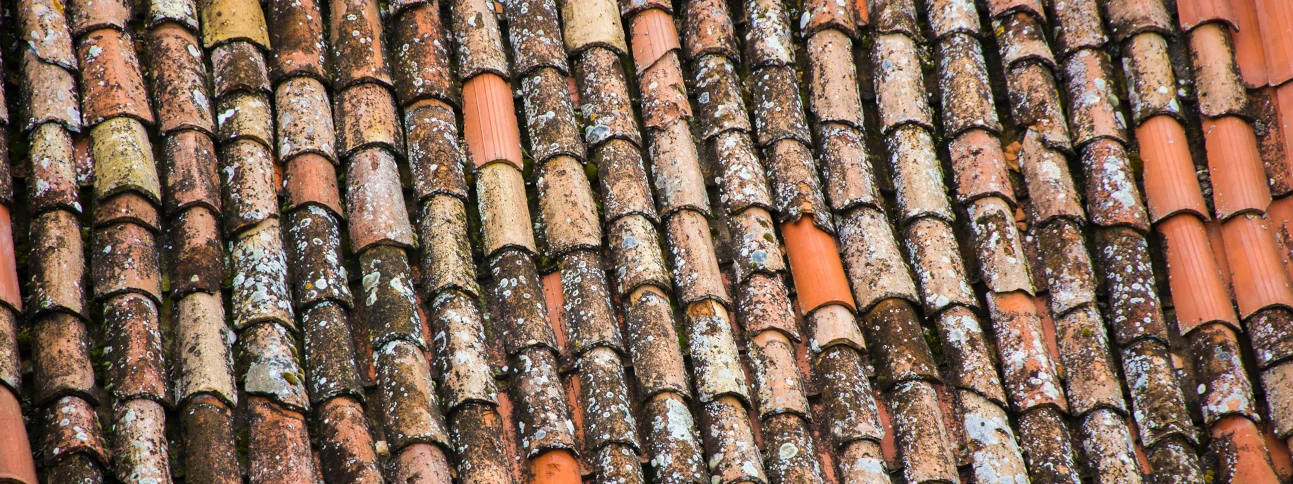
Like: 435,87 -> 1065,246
3,0 -> 1293,482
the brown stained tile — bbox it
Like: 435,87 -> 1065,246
209,40 -> 270,99
1136,116 -> 1209,222
29,212 -> 86,316
388,443 -> 454,483
588,445 -> 645,484
1020,133 -> 1085,224
624,287 -> 692,398
329,0 -> 392,88
969,198 -> 1035,293
31,314 -> 96,404
285,207 -> 352,307
229,219 -> 295,329
572,49 -> 642,148
17,0 -> 77,71
562,0 -> 628,57
708,132 -> 770,217
1211,415 -> 1282,483
0,389 -> 34,484
1081,140 -> 1150,230
699,396 -> 767,483
650,123 -> 711,218
938,307 -> 1008,403
1272,196 -> 1293,280
102,291 -> 169,400
619,0 -> 671,17
693,59 -> 751,144
608,215 -> 671,295
476,162 -> 537,255
557,251 -> 622,354
925,0 -> 979,39
519,70 -> 584,163
806,303 -> 865,355
1263,362 -> 1293,438
985,0 -> 1044,20
1159,215 -> 1242,332
502,0 -> 567,77
816,345 -> 883,445
346,147 -> 416,251
358,246 -> 426,350
817,123 -> 879,213
724,207 -> 785,282
1063,50 -> 1128,147
536,158 -> 600,257
1104,0 -> 1174,41
418,197 -> 480,298
66,0 -> 129,38
1006,67 -> 1073,152
837,207 -> 919,311
173,292 -> 236,405
312,397 -> 382,483
199,0 -> 269,48
44,454 -> 106,483
628,8 -> 681,75
1256,0 -> 1293,86
448,404 -> 516,483
868,0 -> 921,37
806,30 -> 863,129
218,139 -> 278,232
336,83 -> 404,158
162,130 -> 221,215
986,291 -> 1066,412
1051,0 -> 1106,57
301,302 -> 363,403
268,0 -> 329,83
1251,304 -> 1293,369
1037,220 -> 1098,315
890,381 -> 960,483
450,0 -> 510,80
638,54 -> 692,132
1188,324 -> 1259,423
509,347 -> 578,457
1220,214 -> 1293,319
956,390 -> 1028,481
147,24 -> 214,135
28,124 -> 81,215
766,141 -> 832,230
993,12 -> 1056,71
1075,410 -> 1141,483
743,0 -> 794,67
750,69 -> 812,152
95,192 -> 161,232
781,216 -> 855,314
1122,34 -> 1184,124
949,129 -> 1013,206
762,414 -> 823,483
404,100 -> 468,202
936,34 -> 1002,138
862,299 -> 940,387
872,33 -> 934,134
77,29 -> 154,127
275,77 -> 336,163
462,74 -> 523,169
18,50 -> 82,133
736,273 -> 798,340
241,322 -> 310,410
1190,25 -> 1250,119
41,395 -> 106,465
148,0 -> 199,29
387,0 -> 430,17
682,0 -> 738,59
574,347 -> 640,450
215,91 -> 273,148
1204,116 -> 1271,219
247,396 -> 317,483
1249,89 -> 1293,198
90,221 -> 161,302
375,339 -> 451,451
639,393 -> 707,481
0,310 -> 17,392
684,300 -> 751,403
390,4 -> 457,107
1053,305 -> 1126,414
595,141 -> 658,223
1016,406 -> 1083,483
1269,430 -> 1293,480
109,399 -> 172,484
488,249 -> 558,355
92,119 -> 161,207
1121,340 -> 1194,446
888,125 -> 954,224
283,154 -> 343,217
428,291 -> 497,410
834,439 -> 888,481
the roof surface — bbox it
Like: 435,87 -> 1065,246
2,0 -> 1293,482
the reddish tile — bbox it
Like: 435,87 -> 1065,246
1136,116 -> 1210,222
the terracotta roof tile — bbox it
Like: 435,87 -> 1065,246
1190,24 -> 1250,119
274,77 -> 335,162
1220,214 -> 1293,318
572,51 -> 642,149
336,84 -> 404,158
246,396 -> 317,483
562,0 -> 628,56
178,397 -> 240,483
451,0 -> 510,80
66,0 -> 130,38
1080,140 -> 1150,230
1020,132 -> 1085,224
1052,0 -> 1107,57
1211,415 -> 1282,482
240,321 -> 310,410
403,100 -> 467,202
26,124 -> 79,216
618,0 -> 671,18
1122,33 -> 1184,123
862,299 -> 940,387
629,11 -> 683,76
285,207 -> 352,307
214,91 -> 273,148
40,395 -> 106,464
1177,0 -> 1239,31
817,124 -> 879,213
17,50 -> 82,133
1188,323 -> 1259,422
389,4 -> 456,107
78,29 -> 155,128
750,69 -> 812,150
519,73 -> 583,163
781,216 -> 856,313
16,0 -> 78,71
994,12 -> 1056,70
1255,0 -> 1293,86
172,292 -> 235,404
724,208 -> 786,281
620,287 -> 689,399
95,192 -> 162,233
937,34 -> 1002,138
837,208 -> 918,310
0,311 -> 17,393
707,132 -> 770,216
873,33 -> 933,133
31,314 -> 96,405
1136,116 -> 1210,222
311,396 -> 382,482
90,220 -> 161,303
1231,0 -> 1269,87
938,307 -> 1008,403
0,389 -> 36,484
147,25 -> 214,135
345,147 -> 416,250
217,139 -> 277,232
462,74 -> 523,169
109,399 -> 173,483
925,0 -> 978,39
447,404 -> 516,481
283,155 -> 343,218
571,346 -> 638,443
358,246 -> 425,350
1263,361 -> 1293,437
1063,50 -> 1128,147
986,291 -> 1066,411
1104,0 -> 1175,41
901,217 -> 975,313
1157,214 -> 1241,332
503,0 -> 566,77
268,0 -> 330,83
1092,228 -> 1170,344
161,130 -> 221,215
868,0 -> 922,38
682,0 -> 739,59
228,219 -> 294,329
736,273 -> 799,340
1203,116 -> 1271,219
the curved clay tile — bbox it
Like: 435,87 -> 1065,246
1231,0 -> 1270,87
451,0 -> 510,80
0,388 -> 36,484
1177,0 -> 1238,32
16,0 -> 77,71
267,0 -> 330,83
147,24 -> 215,136
77,30 -> 154,127
628,8 -> 680,73
1136,116 -> 1211,222
1203,116 -> 1272,219
782,217 -> 856,313
211,40 -> 271,98
1158,215 -> 1241,332
1189,24 -> 1250,119
1220,214 -> 1293,318
389,4 -> 457,107
1255,0 -> 1293,86
274,78 -> 337,163
66,0 -> 130,39
1121,33 -> 1185,123
200,0 -> 270,48
462,74 -> 523,169
561,0 -> 628,55
335,83 -> 404,158
17,50 -> 82,133
162,130 -> 222,216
